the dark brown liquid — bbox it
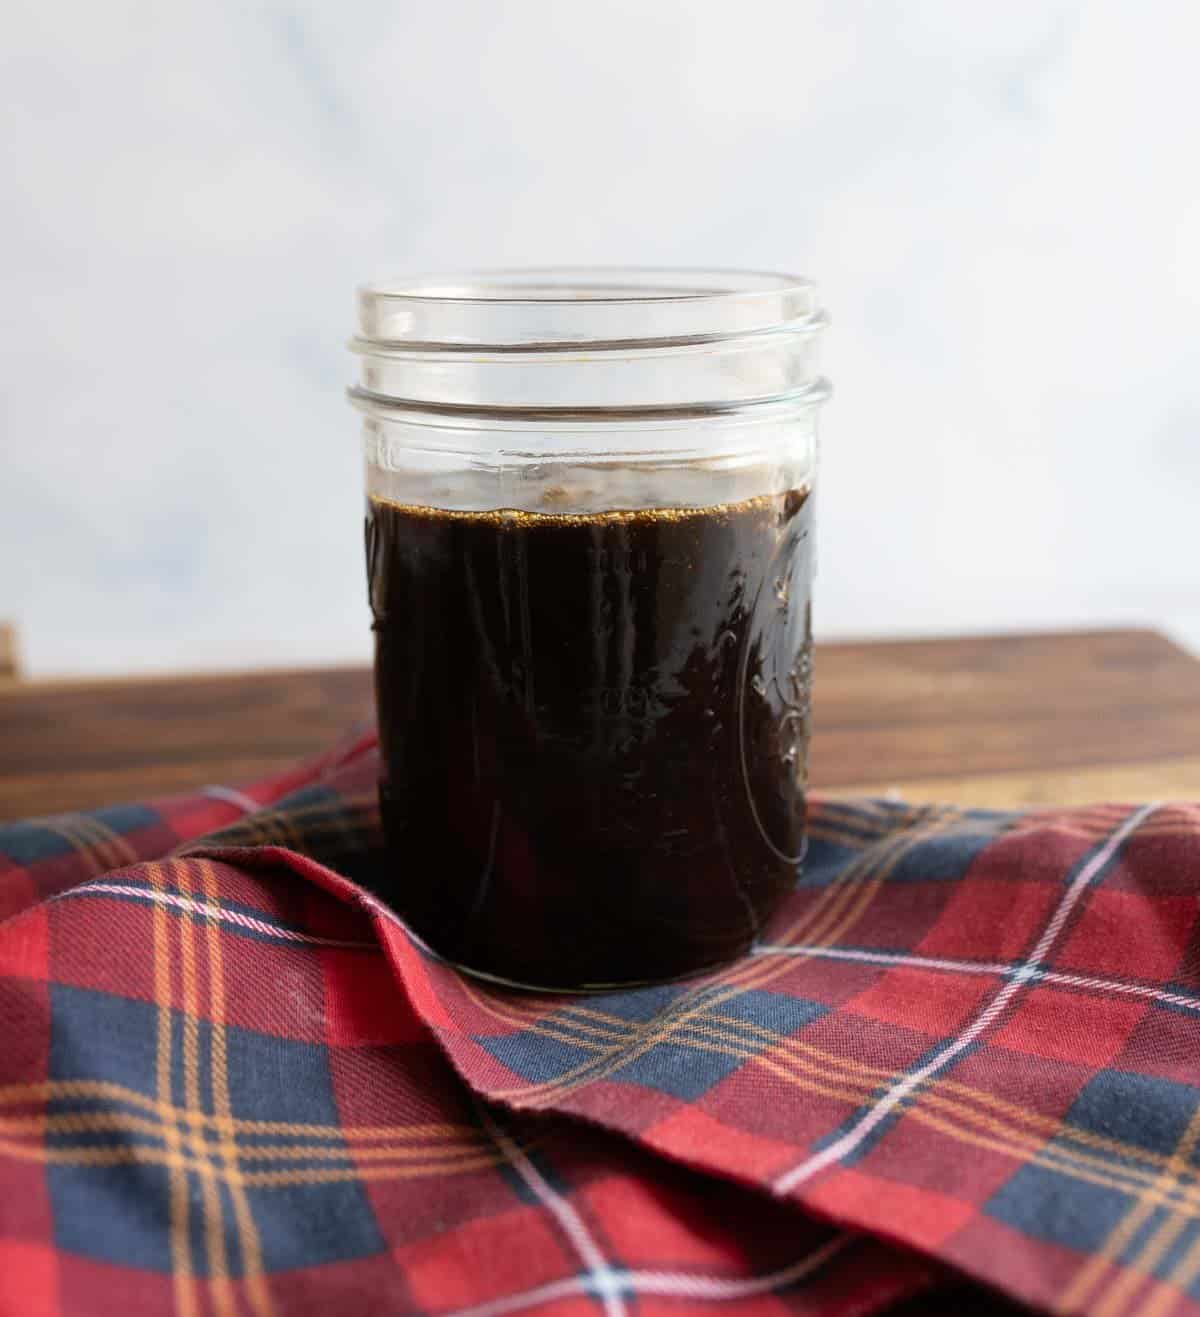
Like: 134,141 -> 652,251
366,487 -> 814,988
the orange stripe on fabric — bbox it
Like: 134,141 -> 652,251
148,860 -> 195,1317
172,860 -> 233,1317
197,858 -> 272,1316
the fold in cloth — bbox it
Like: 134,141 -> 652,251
1,732 -> 1196,1316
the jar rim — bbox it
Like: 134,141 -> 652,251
357,266 -> 821,348
359,267 -> 813,306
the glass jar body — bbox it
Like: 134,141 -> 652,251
352,270 -> 828,989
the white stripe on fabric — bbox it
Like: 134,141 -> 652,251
201,784 -> 264,816
478,1108 -> 627,1317
621,1234 -> 851,1299
58,883 -> 376,950
773,801 -> 1159,1194
445,1233 -> 852,1317
751,944 -> 1200,1015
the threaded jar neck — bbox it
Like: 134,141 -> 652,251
349,267 -> 829,418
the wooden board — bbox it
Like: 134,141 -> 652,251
0,666 -> 373,821
1,629 -> 1197,821
0,623 -> 17,682
813,629 -> 1200,806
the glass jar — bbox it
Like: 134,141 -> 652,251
349,269 -> 829,989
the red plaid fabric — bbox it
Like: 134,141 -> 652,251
1,734 -> 1196,1316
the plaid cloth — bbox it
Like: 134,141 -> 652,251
2,734 -> 1198,1316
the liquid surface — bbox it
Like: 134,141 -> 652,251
366,487 -> 814,988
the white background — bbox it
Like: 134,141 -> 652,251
3,0 -> 1198,676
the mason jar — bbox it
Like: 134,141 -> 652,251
349,269 -> 829,989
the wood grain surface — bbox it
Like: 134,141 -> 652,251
813,629 -> 1200,806
1,629 -> 1197,821
0,623 -> 17,682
